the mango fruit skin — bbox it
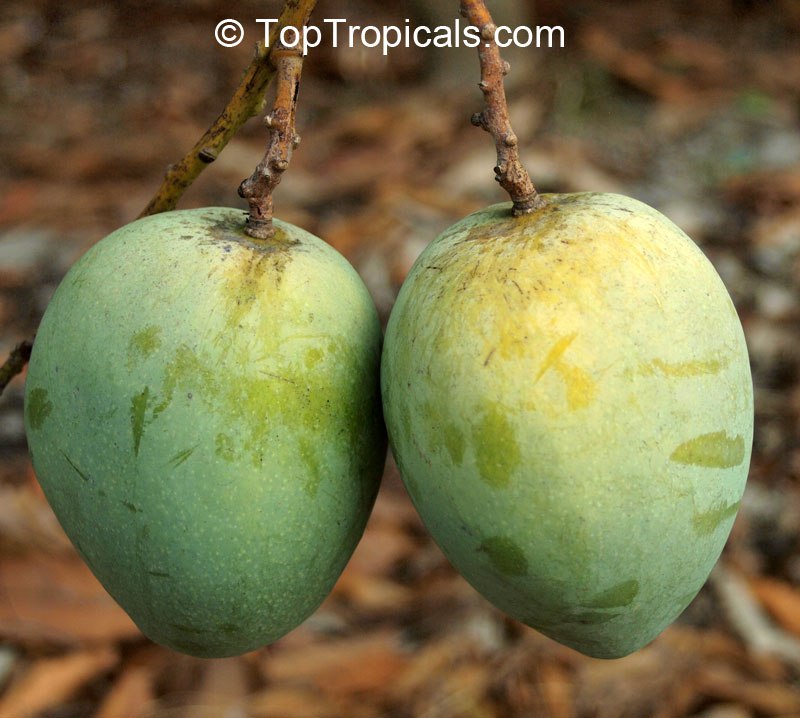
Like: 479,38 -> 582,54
381,193 -> 753,659
24,207 -> 386,657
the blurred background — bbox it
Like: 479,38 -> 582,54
0,0 -> 799,715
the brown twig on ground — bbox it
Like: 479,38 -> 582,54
0,340 -> 33,397
238,47 -> 304,239
139,0 -> 317,218
460,0 -> 543,215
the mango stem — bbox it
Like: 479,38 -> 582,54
238,47 -> 305,239
139,0 -> 318,218
460,0 -> 544,216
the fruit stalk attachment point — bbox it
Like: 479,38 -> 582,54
140,0 -> 318,218
238,46 -> 304,239
460,0 -> 543,215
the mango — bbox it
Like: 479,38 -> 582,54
381,193 -> 753,658
24,207 -> 386,657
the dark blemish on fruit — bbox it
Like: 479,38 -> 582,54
483,347 -> 496,366
168,445 -> 197,468
170,623 -> 208,635
130,386 -> 151,457
299,437 -> 322,498
304,347 -> 324,369
147,570 -> 171,578
582,579 -> 639,609
692,499 -> 741,535
565,609 -> 624,625
473,403 -> 520,488
203,213 -> 249,242
121,500 -> 142,513
61,452 -> 89,482
442,423 -> 465,466
670,432 -> 746,469
126,326 -> 162,369
26,387 -> 53,431
479,535 -> 528,576
205,213 -> 300,255
220,623 -> 239,636
215,433 -> 235,462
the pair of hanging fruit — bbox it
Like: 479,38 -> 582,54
24,0 -> 752,659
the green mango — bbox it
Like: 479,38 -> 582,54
381,193 -> 753,658
24,207 -> 386,657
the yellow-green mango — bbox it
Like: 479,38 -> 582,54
25,208 -> 386,657
381,193 -> 753,658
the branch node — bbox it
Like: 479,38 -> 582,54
239,49 -> 305,239
139,0 -> 318,218
198,147 -> 217,164
462,0 -> 540,215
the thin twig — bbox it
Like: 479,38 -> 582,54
460,0 -> 543,215
238,47 -> 304,238
0,340 -> 33,397
139,0 -> 317,217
